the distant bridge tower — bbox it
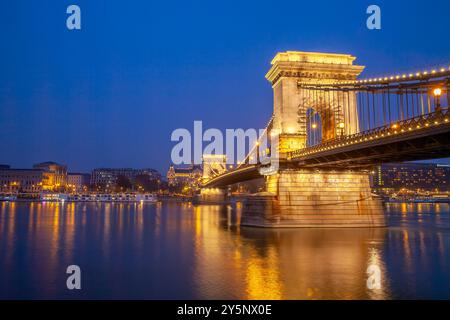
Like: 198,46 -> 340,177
265,51 -> 364,155
202,154 -> 227,183
198,154 -> 228,203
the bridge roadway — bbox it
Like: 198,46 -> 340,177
203,109 -> 450,188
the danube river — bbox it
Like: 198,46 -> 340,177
1,201 -> 449,299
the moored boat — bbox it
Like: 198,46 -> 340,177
0,193 -> 18,201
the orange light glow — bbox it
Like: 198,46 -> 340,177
433,88 -> 442,97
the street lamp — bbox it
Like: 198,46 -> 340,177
338,122 -> 345,138
433,87 -> 442,112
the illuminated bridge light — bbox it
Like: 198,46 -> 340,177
433,88 -> 442,97
441,68 -> 446,72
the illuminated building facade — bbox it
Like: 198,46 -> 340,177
91,168 -> 161,189
67,173 -> 91,192
33,161 -> 68,191
372,163 -> 450,191
167,165 -> 202,187
0,168 -> 44,193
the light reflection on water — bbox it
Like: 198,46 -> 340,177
0,201 -> 449,299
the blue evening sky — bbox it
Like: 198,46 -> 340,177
1,0 -> 449,173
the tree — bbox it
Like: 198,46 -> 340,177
134,174 -> 159,192
115,175 -> 132,192
168,181 -> 183,194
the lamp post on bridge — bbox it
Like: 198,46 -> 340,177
311,122 -> 317,145
433,88 -> 442,112
337,122 -> 345,139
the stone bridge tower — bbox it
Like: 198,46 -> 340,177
265,51 -> 364,155
241,51 -> 385,228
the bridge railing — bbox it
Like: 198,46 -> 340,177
299,70 -> 449,142
297,68 -> 449,153
355,83 -> 449,132
289,107 -> 449,159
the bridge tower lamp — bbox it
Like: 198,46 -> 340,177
309,122 -> 318,146
433,88 -> 442,112
310,110 -> 318,145
337,122 -> 345,138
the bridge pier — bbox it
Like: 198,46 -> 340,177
194,188 -> 227,204
242,169 -> 385,228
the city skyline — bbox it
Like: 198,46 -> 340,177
1,1 -> 450,174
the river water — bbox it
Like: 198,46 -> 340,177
0,201 -> 449,299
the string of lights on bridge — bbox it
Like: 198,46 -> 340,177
206,64 -> 450,183
339,66 -> 450,85
290,109 -> 449,159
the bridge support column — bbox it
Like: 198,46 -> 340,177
242,169 -> 385,228
195,188 -> 227,204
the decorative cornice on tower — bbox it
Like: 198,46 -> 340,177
265,51 -> 365,85
270,51 -> 356,65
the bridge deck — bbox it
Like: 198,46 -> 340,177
290,109 -> 450,168
203,109 -> 450,188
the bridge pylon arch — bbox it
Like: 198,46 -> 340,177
239,51 -> 386,227
265,51 -> 363,155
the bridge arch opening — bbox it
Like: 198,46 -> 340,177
306,107 -> 322,146
299,94 -> 342,144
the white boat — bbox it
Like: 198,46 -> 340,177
40,193 -> 68,202
135,194 -> 157,203
0,193 -> 17,201
66,193 -> 157,203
